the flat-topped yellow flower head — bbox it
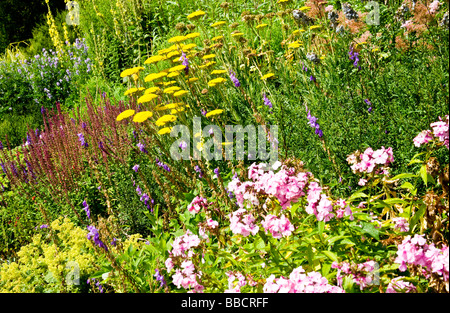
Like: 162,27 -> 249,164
187,10 -> 206,20
205,109 -> 223,117
120,66 -> 144,78
185,32 -> 201,39
144,55 -> 166,64
133,111 -> 153,123
137,93 -> 158,104
208,77 -> 226,87
261,73 -> 275,80
158,127 -> 172,135
211,21 -> 226,27
116,109 -> 135,121
168,35 -> 187,43
144,72 -> 168,82
155,114 -> 177,126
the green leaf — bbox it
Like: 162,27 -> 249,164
390,173 -> 417,181
419,164 -> 428,186
322,251 -> 338,262
183,192 -> 195,203
348,192 -> 368,202
410,204 -> 426,231
317,221 -> 325,235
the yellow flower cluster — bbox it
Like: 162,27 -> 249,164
0,218 -> 97,292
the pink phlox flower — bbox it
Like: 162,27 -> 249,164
413,130 -> 433,147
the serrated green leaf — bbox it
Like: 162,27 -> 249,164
322,251 -> 338,262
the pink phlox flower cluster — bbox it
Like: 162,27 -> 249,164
228,163 -> 310,210
414,115 -> 449,149
170,230 -> 201,257
347,146 -> 394,175
166,230 -> 204,292
413,130 -> 434,147
172,260 -> 204,293
429,1 -> 441,14
263,266 -> 345,293
228,209 -> 259,237
306,182 -> 353,222
430,115 -> 449,149
332,260 -> 378,290
395,234 -> 449,282
224,271 -> 248,293
386,277 -> 417,293
187,196 -> 209,214
261,214 -> 295,239
392,217 -> 409,232
198,218 -> 219,240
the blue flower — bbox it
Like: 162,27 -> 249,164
229,70 -> 241,87
83,200 -> 91,219
86,225 -> 108,251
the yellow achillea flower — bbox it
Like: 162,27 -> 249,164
185,32 -> 200,39
372,48 -> 379,52
277,0 -> 291,3
208,77 -> 226,87
133,111 -> 153,123
144,55 -> 166,64
158,127 -> 172,135
299,6 -> 311,11
211,21 -> 226,27
155,114 -> 177,126
167,50 -> 181,58
167,71 -> 181,78
256,23 -> 268,29
187,77 -> 199,83
171,107 -> 185,114
231,32 -> 244,37
163,80 -> 177,86
145,72 -> 168,82
222,142 -> 233,146
173,90 -> 188,97
291,30 -> 300,35
211,69 -> 227,75
309,25 -> 322,30
156,102 -> 184,111
169,64 -> 187,72
288,41 -> 302,49
187,10 -> 206,20
120,66 -> 144,78
181,43 -> 197,50
168,35 -> 187,43
145,87 -> 161,94
202,54 -> 216,60
261,73 -> 275,80
198,61 -> 216,69
137,93 -> 158,104
205,109 -> 223,117
164,86 -> 182,94
116,109 -> 135,121
124,87 -> 145,96
211,36 -> 224,41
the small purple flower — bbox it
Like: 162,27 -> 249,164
309,75 -> 316,82
201,109 -> 207,116
229,70 -> 241,87
78,133 -> 88,148
40,224 -> 49,229
263,93 -> 273,108
0,141 -> 3,150
111,238 -> 117,246
180,52 -> 189,75
179,141 -> 188,150
82,200 -> 91,219
154,269 -> 166,287
213,167 -> 220,179
137,142 -> 148,153
194,165 -> 203,178
132,164 -> 140,172
368,106 -> 373,113
87,225 -> 108,251
41,106 -> 46,115
306,110 -> 323,138
136,186 -> 142,196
